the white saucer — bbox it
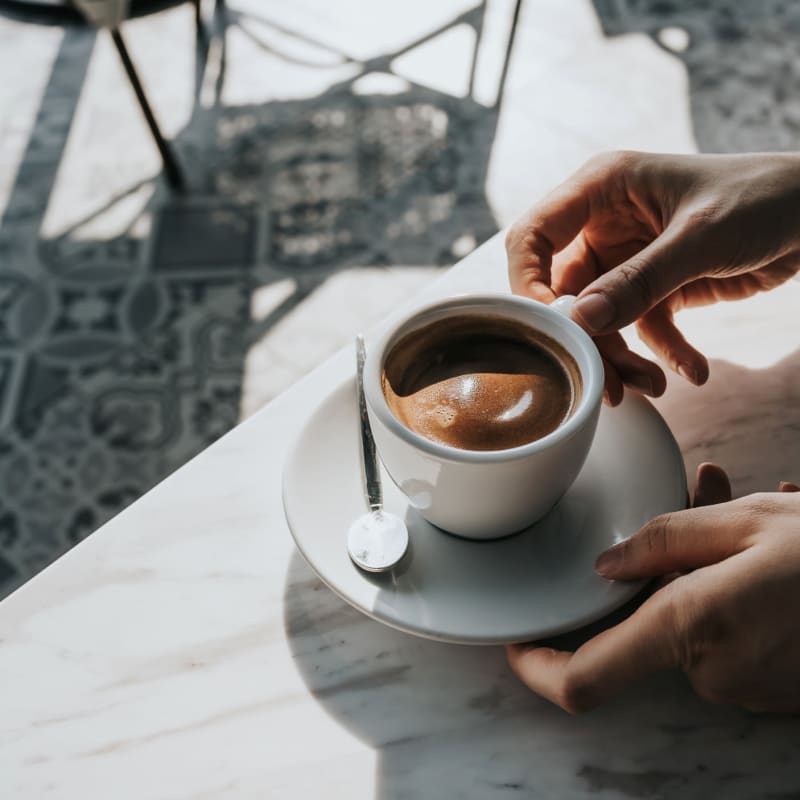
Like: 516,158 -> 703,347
283,377 -> 686,645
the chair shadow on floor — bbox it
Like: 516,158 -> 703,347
283,347 -> 800,798
0,1 -> 522,595
592,0 -> 800,153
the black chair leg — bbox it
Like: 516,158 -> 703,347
110,27 -> 186,192
193,0 -> 203,37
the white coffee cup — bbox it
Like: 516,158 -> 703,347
363,293 -> 604,539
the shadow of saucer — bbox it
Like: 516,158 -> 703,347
283,550 -> 800,798
282,347 -> 800,797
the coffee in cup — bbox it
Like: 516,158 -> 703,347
380,315 -> 582,451
363,294 -> 604,538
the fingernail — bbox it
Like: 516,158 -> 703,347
595,544 -> 623,576
677,363 -> 700,385
573,293 -> 616,333
628,374 -> 655,396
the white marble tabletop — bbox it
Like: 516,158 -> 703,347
2,232 -> 800,799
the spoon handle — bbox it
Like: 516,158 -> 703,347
355,334 -> 383,512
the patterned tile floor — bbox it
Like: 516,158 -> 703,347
0,0 -> 798,596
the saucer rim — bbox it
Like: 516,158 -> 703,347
283,375 -> 687,645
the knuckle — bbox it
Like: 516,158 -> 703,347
737,492 -> 775,517
583,150 -> 636,178
505,222 -> 550,263
660,581 -> 729,673
654,587 -> 685,662
642,513 -> 674,559
608,149 -> 639,172
505,222 -> 524,253
680,203 -> 723,231
654,582 -> 700,671
650,344 -> 683,371
579,152 -> 609,176
559,671 -> 599,714
614,259 -> 659,308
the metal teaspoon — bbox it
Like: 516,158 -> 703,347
347,334 -> 409,573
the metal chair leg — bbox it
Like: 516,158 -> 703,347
110,27 -> 186,192
193,0 -> 203,37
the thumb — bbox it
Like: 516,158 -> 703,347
506,586 -> 679,712
571,225 -> 699,334
595,500 -> 753,580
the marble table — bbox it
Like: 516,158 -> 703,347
2,232 -> 800,799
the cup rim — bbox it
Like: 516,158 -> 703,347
363,292 -> 605,464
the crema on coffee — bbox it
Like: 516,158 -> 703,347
381,315 -> 582,451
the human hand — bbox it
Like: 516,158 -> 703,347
507,463 -> 800,713
506,152 -> 800,404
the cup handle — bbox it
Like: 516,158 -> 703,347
551,294 -> 577,317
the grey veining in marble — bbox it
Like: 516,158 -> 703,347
285,553 -> 800,799
2,1 -> 800,797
